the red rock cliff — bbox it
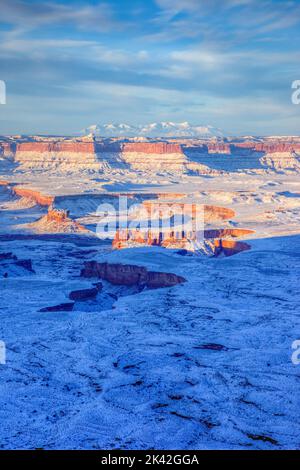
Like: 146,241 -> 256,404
80,261 -> 186,288
13,187 -> 54,206
121,142 -> 183,154
233,142 -> 300,153
16,142 -> 96,153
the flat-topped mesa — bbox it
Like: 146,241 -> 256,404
117,141 -> 188,171
121,142 -> 183,154
15,141 -> 101,170
233,142 -> 300,153
80,261 -> 186,289
16,141 -> 96,153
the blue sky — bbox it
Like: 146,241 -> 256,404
0,0 -> 299,135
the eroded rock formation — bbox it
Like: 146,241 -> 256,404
81,261 -> 186,288
204,228 -> 254,239
0,252 -> 35,275
121,142 -> 183,154
13,187 -> 54,206
214,239 -> 251,257
39,303 -> 74,312
16,141 -> 96,154
15,141 -> 101,171
69,286 -> 101,301
233,141 -> 300,153
27,208 -> 88,234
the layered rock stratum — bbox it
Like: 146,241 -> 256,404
0,135 -> 298,175
80,261 -> 186,288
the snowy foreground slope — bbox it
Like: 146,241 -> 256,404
0,237 -> 299,450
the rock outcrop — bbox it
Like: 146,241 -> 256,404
0,252 -> 16,260
121,142 -> 183,154
80,261 -> 186,289
15,141 -> 102,171
204,228 -> 254,239
214,239 -> 251,256
13,187 -> 54,206
0,252 -> 35,275
39,303 -> 74,312
233,142 -> 300,153
260,152 -> 300,171
0,142 -> 16,158
17,142 -> 96,153
27,208 -> 89,234
15,259 -> 35,272
69,286 -> 102,301
119,142 -> 188,172
204,205 -> 235,221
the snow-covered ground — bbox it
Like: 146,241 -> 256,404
0,239 -> 299,449
0,155 -> 300,449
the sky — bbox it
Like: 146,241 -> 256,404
0,0 -> 300,136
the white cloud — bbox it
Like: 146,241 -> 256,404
0,0 -> 121,35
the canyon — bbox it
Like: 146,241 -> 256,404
0,131 -> 300,450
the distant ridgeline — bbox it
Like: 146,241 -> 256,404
0,137 -> 300,173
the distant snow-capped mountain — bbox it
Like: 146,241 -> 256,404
82,122 -> 223,138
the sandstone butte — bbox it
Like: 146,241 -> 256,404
16,142 -> 96,153
44,208 -> 87,232
30,208 -> 88,233
80,261 -> 186,289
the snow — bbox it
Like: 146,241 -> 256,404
0,147 -> 300,449
0,238 -> 299,449
82,122 -> 223,138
